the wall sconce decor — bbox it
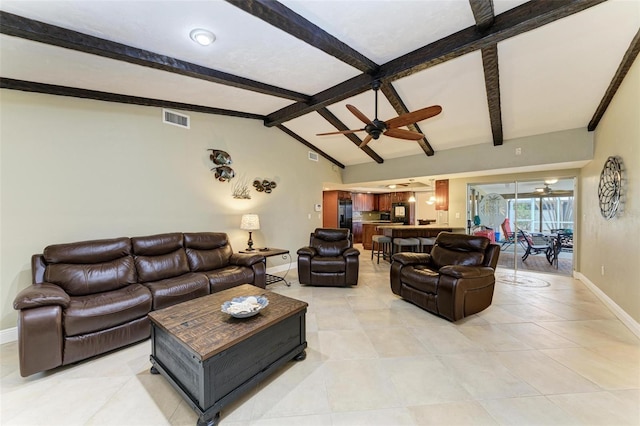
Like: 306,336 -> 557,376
208,149 -> 235,182
253,179 -> 277,194
240,214 -> 260,251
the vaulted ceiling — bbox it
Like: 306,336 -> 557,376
1,0 -> 639,171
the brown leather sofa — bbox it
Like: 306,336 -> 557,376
13,232 -> 265,377
297,228 -> 360,286
390,232 -> 499,322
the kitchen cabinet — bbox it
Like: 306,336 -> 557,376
362,223 -> 384,250
435,180 -> 449,211
351,193 -> 375,212
376,193 -> 391,212
352,222 -> 363,244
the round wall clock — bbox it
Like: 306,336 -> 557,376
478,193 -> 507,228
598,156 -> 624,220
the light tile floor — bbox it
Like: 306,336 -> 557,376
1,247 -> 639,425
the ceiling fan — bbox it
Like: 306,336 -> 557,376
316,81 -> 442,148
534,180 -> 572,196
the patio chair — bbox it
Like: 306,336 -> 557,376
519,229 -> 551,262
500,219 -> 514,249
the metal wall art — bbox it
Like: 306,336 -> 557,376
253,179 -> 277,194
598,155 -> 624,220
232,178 -> 252,199
208,149 -> 235,182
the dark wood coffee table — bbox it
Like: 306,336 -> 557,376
148,284 -> 308,426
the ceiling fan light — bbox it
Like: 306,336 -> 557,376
387,184 -> 396,189
545,178 -> 558,185
190,29 -> 216,46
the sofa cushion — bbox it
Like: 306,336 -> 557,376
64,284 -> 152,337
311,237 -> 350,257
131,233 -> 184,256
401,265 -> 439,294
310,257 -> 346,273
134,249 -> 190,283
205,266 -> 254,293
184,232 -> 233,271
430,246 -> 484,269
45,256 -> 136,296
141,272 -> 209,310
44,237 -> 131,264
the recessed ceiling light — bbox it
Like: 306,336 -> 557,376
190,29 -> 216,46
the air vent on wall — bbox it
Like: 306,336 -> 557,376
308,151 -> 319,162
162,109 -> 190,129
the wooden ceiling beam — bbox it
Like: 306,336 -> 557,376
588,28 -> 640,131
0,78 -> 265,119
469,0 -> 495,32
224,0 -> 378,73
481,45 -> 503,146
0,11 -> 309,103
276,125 -> 345,168
266,0 -> 606,126
470,0 -> 503,146
316,108 -> 384,163
380,82 -> 435,156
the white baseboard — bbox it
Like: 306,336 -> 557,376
1,327 -> 17,344
575,272 -> 640,339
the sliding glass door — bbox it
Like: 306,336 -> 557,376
467,178 -> 575,275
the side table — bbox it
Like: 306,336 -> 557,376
241,248 -> 291,286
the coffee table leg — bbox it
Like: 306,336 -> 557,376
294,350 -> 306,361
197,412 -> 220,426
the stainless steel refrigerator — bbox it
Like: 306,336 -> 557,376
338,199 -> 352,230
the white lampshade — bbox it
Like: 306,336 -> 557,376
240,214 -> 260,231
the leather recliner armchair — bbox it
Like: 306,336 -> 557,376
297,228 -> 360,286
390,232 -> 500,322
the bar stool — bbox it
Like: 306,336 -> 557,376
393,237 -> 420,254
371,235 -> 392,264
418,237 -> 436,253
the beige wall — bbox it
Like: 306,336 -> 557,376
0,90 -> 340,330
343,128 -> 593,185
579,57 -> 640,322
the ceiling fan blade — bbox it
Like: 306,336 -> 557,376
384,128 -> 424,140
385,105 -> 442,129
346,104 -> 373,125
359,134 -> 373,148
316,129 -> 365,136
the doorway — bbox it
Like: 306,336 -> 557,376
467,178 -> 575,276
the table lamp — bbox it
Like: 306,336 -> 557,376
240,214 -> 260,251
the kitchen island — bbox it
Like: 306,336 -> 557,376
360,221 -> 391,250
376,224 -> 465,239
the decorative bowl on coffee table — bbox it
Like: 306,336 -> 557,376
221,295 -> 269,318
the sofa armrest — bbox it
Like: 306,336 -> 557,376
391,252 -> 432,266
13,283 -> 70,310
343,247 -> 360,257
439,265 -> 495,279
230,252 -> 265,267
297,246 -> 316,257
